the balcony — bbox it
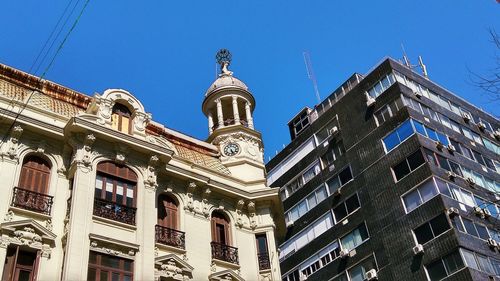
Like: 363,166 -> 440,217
258,252 -> 271,270
211,242 -> 239,264
11,187 -> 53,215
93,198 -> 136,225
155,225 -> 185,249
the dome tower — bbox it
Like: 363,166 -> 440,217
202,50 -> 265,183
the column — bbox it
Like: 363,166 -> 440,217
61,164 -> 94,280
245,102 -> 254,129
216,99 -> 224,128
139,184 -> 157,280
208,113 -> 214,134
232,96 -> 240,125
0,158 -> 19,219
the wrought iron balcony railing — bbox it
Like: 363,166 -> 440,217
93,198 -> 136,225
258,252 -> 271,270
155,225 -> 186,249
11,187 -> 53,215
211,242 -> 239,264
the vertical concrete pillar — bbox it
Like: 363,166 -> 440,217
245,102 -> 254,129
140,184 -> 157,280
232,96 -> 240,125
208,113 -> 214,134
216,99 -> 224,128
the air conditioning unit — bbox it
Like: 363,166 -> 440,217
365,269 -> 378,280
333,188 -> 342,197
299,273 -> 308,281
473,206 -> 484,216
366,93 -> 376,107
487,238 -> 498,248
477,122 -> 487,131
493,130 -> 500,140
462,112 -> 472,122
413,91 -> 422,98
339,249 -> 350,259
328,164 -> 335,172
446,171 -> 457,180
447,207 -> 459,217
466,177 -> 476,186
447,144 -> 456,153
435,141 -> 444,150
286,221 -> 294,228
329,126 -> 339,135
413,244 -> 424,255
483,208 -> 492,218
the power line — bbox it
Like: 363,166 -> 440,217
29,0 -> 78,74
0,0 -> 91,149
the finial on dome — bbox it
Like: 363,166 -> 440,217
216,49 -> 233,76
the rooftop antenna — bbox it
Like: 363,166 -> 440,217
303,51 -> 321,104
401,43 -> 412,67
418,56 -> 429,78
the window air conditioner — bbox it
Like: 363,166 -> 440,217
435,141 -> 444,150
477,122 -> 486,131
446,144 -> 456,153
493,129 -> 500,140
483,208 -> 492,218
487,238 -> 498,248
462,112 -> 472,122
365,269 -> 378,280
446,171 -> 457,180
466,177 -> 476,186
286,221 -> 294,228
413,91 -> 422,98
473,206 -> 484,216
412,244 -> 424,255
333,187 -> 342,197
366,93 -> 376,107
329,126 -> 338,135
447,207 -> 459,217
339,249 -> 350,259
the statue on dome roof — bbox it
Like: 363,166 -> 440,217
216,49 -> 233,76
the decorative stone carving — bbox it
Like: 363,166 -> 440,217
260,273 -> 272,281
144,155 -> 160,191
14,227 -> 43,247
0,220 -> 56,258
82,133 -> 96,167
212,131 -> 263,162
0,236 -> 10,248
114,144 -> 128,164
156,254 -> 194,281
2,124 -> 23,160
248,201 -> 257,229
133,111 -> 152,132
210,261 -> 217,272
35,140 -> 47,154
165,180 -> 175,193
41,244 -> 52,258
68,132 -> 96,172
185,182 -> 197,212
89,240 -> 136,258
44,219 -> 53,231
3,211 -> 14,222
235,199 -> 245,228
201,187 -> 212,217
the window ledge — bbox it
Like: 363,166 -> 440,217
155,242 -> 186,254
92,215 -> 137,231
212,258 -> 240,269
9,206 -> 51,221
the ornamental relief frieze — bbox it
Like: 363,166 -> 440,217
0,220 -> 56,258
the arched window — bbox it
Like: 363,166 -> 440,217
18,155 -> 51,194
157,194 -> 178,229
111,103 -> 132,134
94,161 -> 137,225
211,211 -> 231,245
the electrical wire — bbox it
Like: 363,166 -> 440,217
0,0 -> 91,149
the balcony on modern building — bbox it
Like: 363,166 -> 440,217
11,187 -> 53,216
210,242 -> 239,264
155,225 -> 186,249
93,198 -> 136,225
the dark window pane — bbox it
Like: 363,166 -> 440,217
484,157 -> 495,170
451,216 -> 464,232
407,151 -> 425,170
100,271 -> 109,281
358,224 -> 369,240
112,273 -> 120,281
427,260 -> 447,281
448,161 -> 463,177
462,219 -> 479,237
393,161 -> 410,181
443,251 -> 464,274
450,139 -> 462,154
461,145 -> 474,159
345,195 -> 360,213
338,168 -> 352,185
472,150 -> 485,166
333,204 -> 348,222
436,155 -> 451,171
101,255 -> 120,268
89,252 -> 97,264
475,224 -> 490,240
124,260 -> 133,272
415,223 -> 434,244
429,214 -> 450,237
404,190 -> 422,212
87,268 -> 96,281
423,149 -> 438,165
436,132 -> 449,145
435,178 -> 451,197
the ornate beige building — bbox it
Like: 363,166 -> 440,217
0,51 -> 284,281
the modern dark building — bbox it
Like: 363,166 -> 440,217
266,57 -> 500,281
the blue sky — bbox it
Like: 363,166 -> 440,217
0,1 -> 498,161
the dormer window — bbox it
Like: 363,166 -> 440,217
111,103 -> 132,134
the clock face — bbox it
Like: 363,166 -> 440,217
223,143 -> 240,156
